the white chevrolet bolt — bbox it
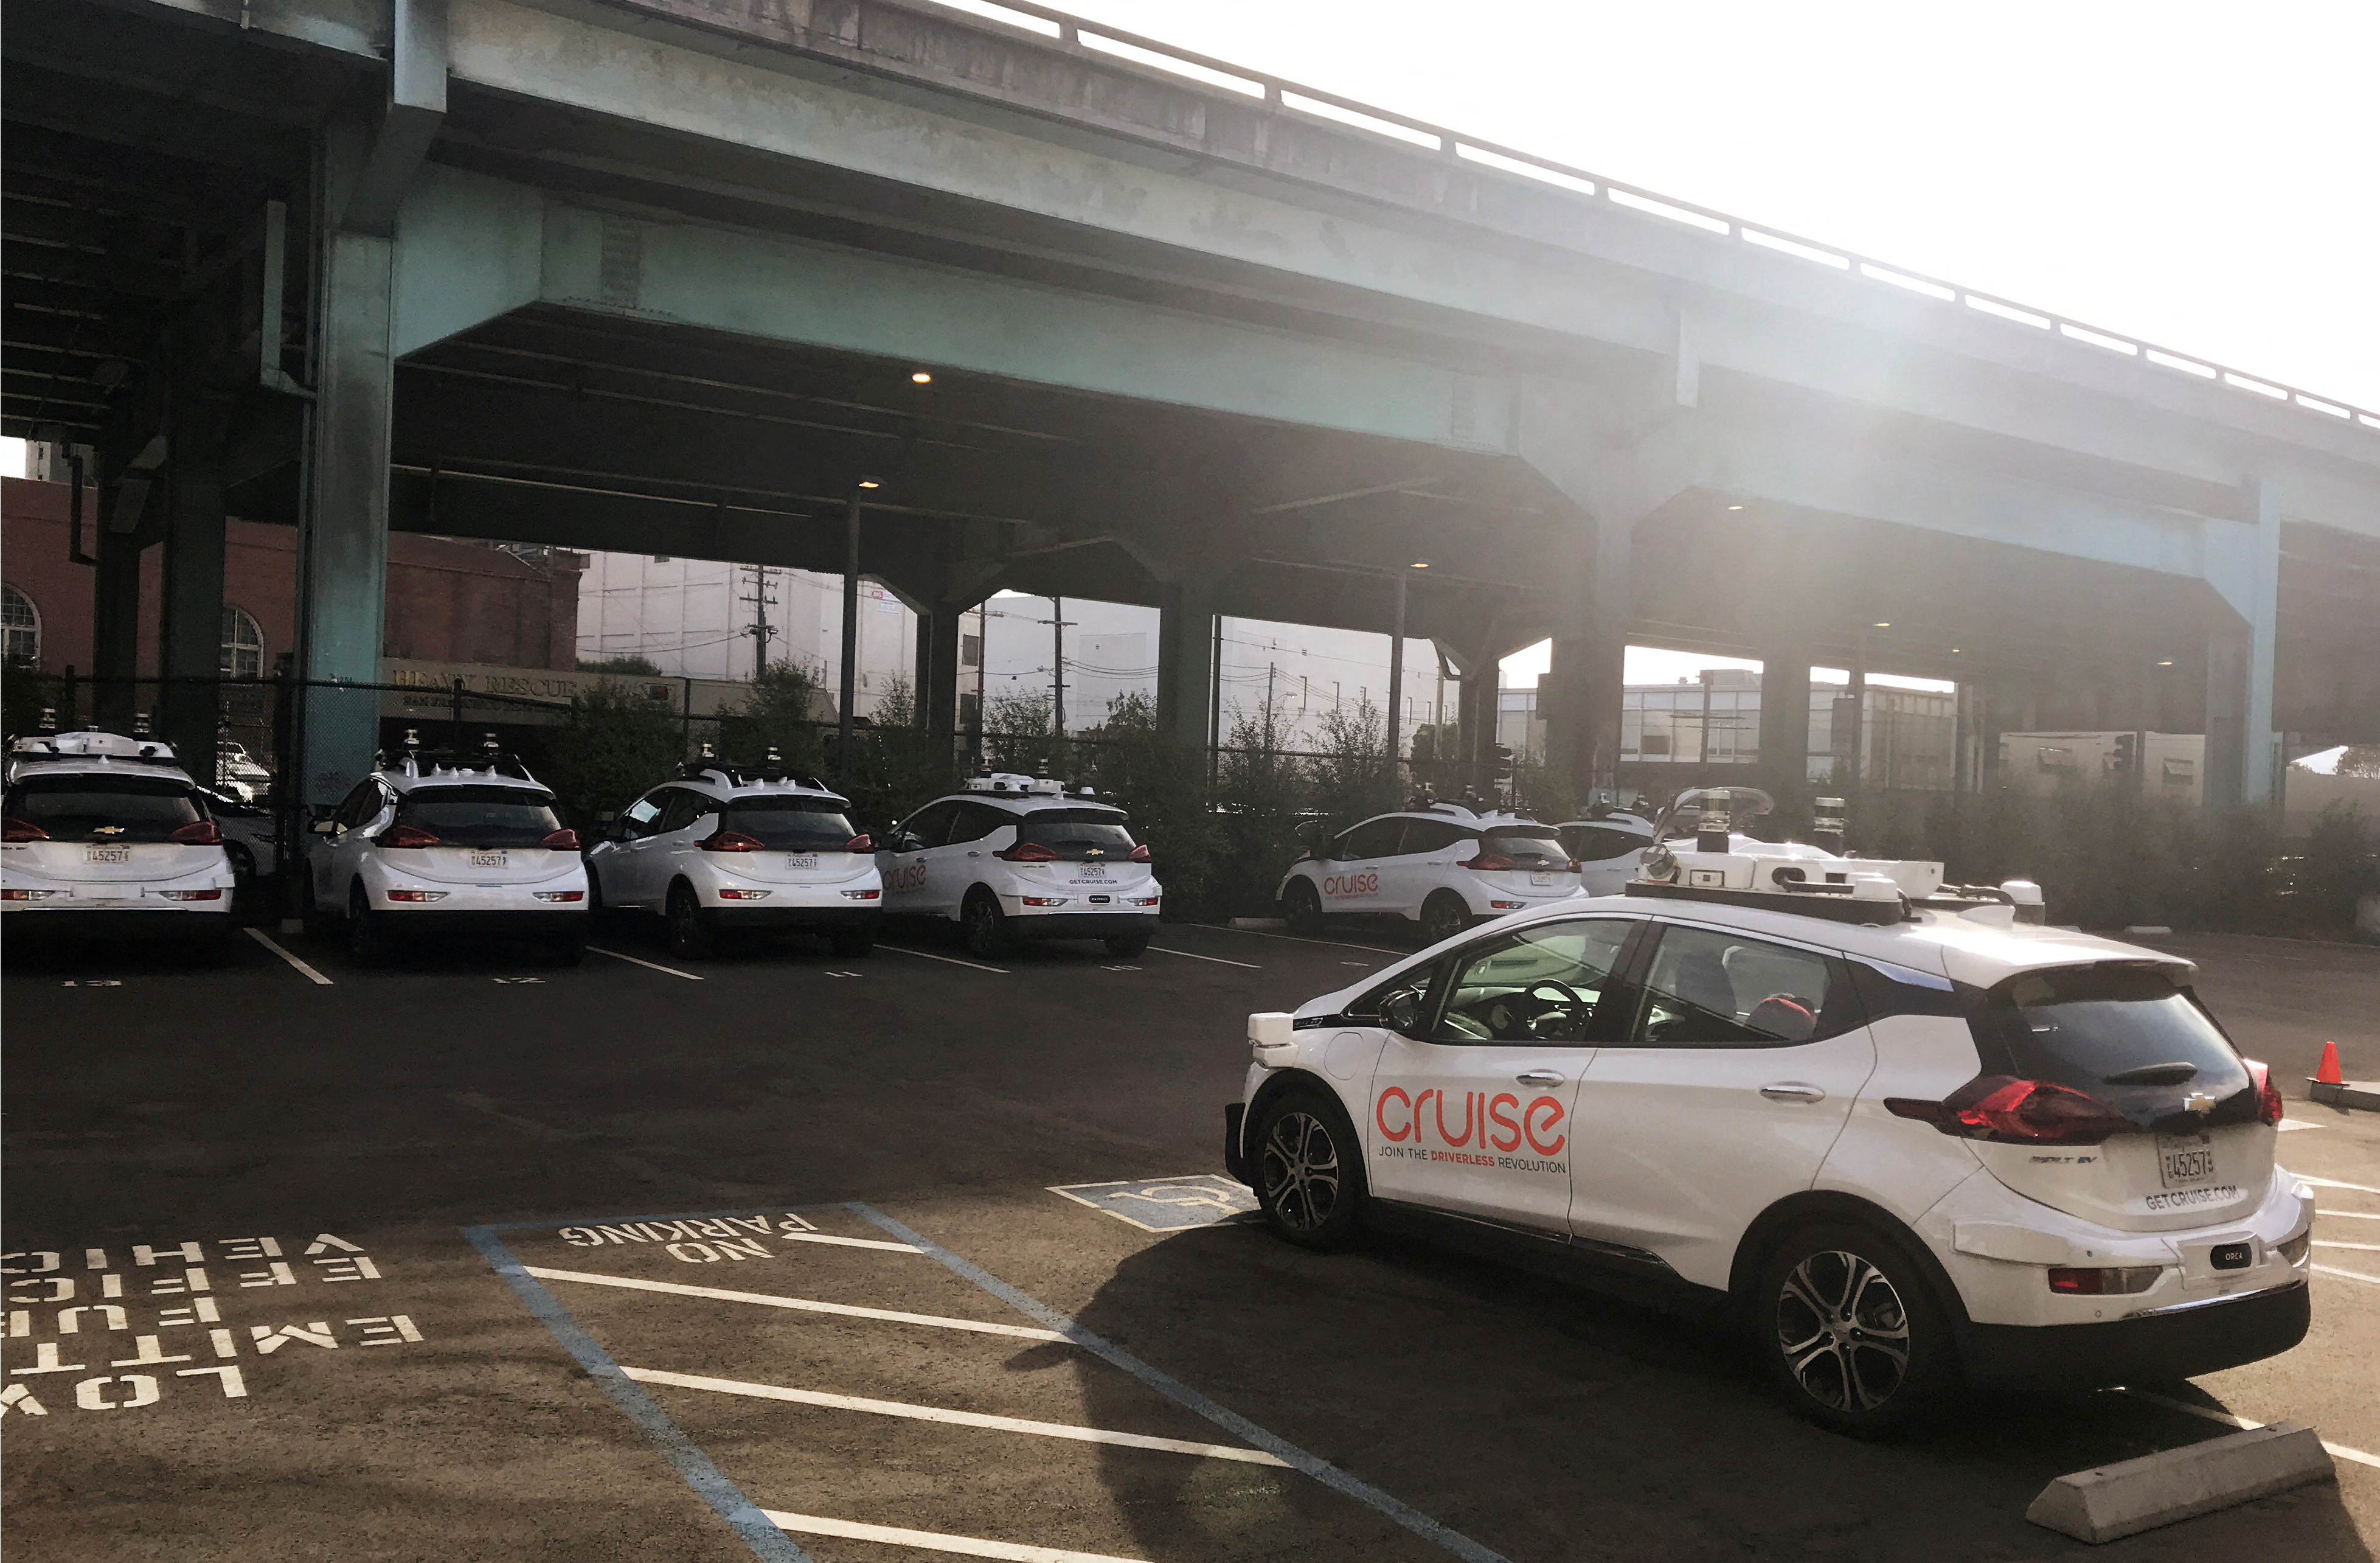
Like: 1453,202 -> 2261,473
586,754 -> 881,959
3,725 -> 237,941
878,773 -> 1159,959
303,740 -> 588,965
1229,795 -> 2309,1434
1277,803 -> 1589,943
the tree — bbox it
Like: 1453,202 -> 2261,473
716,661 -> 829,776
1076,691 -> 1218,919
1307,695 -> 1395,838
577,654 -> 664,677
539,680 -> 688,832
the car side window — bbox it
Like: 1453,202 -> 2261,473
1398,818 -> 1469,855
893,801 -> 959,851
1626,925 -> 1842,1046
333,781 -> 379,831
619,793 -> 664,838
656,789 -> 711,835
1349,959 -> 1443,1037
948,802 -> 1013,844
1431,919 -> 1634,1045
1339,818 -> 1404,860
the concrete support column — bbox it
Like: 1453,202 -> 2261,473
2204,481 -> 2281,811
1541,520 -> 1629,804
294,115 -> 398,806
1757,633 -> 1813,830
157,394 -> 233,767
1457,664 -> 1498,795
91,525 -> 144,730
1154,575 -> 1222,753
920,602 -> 963,751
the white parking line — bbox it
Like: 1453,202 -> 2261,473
2316,1241 -> 2380,1251
2315,1264 -> 2380,1286
1201,924 -> 1406,955
879,944 -> 1008,975
587,945 -> 704,981
2300,1175 -> 2380,1197
779,1231 -> 923,1252
622,1366 -> 1290,1464
2320,1208 -> 2380,1219
1143,944 -> 1261,970
523,1267 -> 1064,1339
244,927 -> 333,985
2122,1387 -> 2380,1470
764,1509 -> 1147,1563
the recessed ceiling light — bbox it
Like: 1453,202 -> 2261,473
1410,561 -> 1430,569
1872,621 -> 1891,628
2156,659 -> 2174,667
1950,647 -> 1962,653
1727,504 -> 1744,510
911,371 -> 932,384
858,479 -> 881,489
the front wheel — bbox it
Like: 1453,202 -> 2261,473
1250,1088 -> 1365,1250
346,882 -> 389,967
962,891 -> 1010,959
1754,1222 -> 1955,1437
1418,890 -> 1471,945
1282,879 -> 1325,939
665,881 -> 715,959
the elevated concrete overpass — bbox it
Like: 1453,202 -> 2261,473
7,0 -> 2376,814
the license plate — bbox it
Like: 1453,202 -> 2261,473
86,846 -> 130,864
470,851 -> 508,869
785,855 -> 819,870
2156,1132 -> 2218,1189
1530,872 -> 1553,886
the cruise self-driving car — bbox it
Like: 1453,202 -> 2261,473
303,737 -> 588,964
1228,788 -> 2308,1434
878,772 -> 1159,959
587,750 -> 881,958
1557,810 -> 1656,896
1278,802 -> 1589,942
3,722 -> 236,939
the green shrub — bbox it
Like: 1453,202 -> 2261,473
539,681 -> 689,832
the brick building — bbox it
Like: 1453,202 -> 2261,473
2,477 -> 583,680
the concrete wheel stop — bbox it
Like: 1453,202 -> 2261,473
2026,1421 -> 2336,1544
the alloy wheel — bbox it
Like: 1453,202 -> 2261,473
1260,1110 -> 1342,1233
1775,1249 -> 1912,1413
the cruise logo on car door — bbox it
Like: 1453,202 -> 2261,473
1374,1087 -> 1567,1173
1322,871 -> 1379,899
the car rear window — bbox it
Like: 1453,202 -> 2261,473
1015,808 -> 1136,861
397,786 -> 562,847
1479,824 -> 1569,869
724,799 -> 857,849
1970,964 -> 2252,1121
6,774 -> 206,841
1561,824 -> 1649,862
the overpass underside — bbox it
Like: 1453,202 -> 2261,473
7,0 -> 2375,817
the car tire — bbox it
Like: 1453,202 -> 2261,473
1249,1086 -> 1367,1251
1752,1220 -> 1956,1438
1282,878 -> 1325,939
546,936 -> 586,968
299,870 -> 333,943
346,882 -> 389,967
962,889 -> 1011,959
665,880 -> 715,959
828,927 -> 875,959
1103,934 -> 1150,959
1419,890 -> 1471,944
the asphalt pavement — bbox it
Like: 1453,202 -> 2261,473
4,912 -> 2375,1562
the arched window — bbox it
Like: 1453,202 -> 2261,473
2,585 -> 40,664
220,605 -> 265,680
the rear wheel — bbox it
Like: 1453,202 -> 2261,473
1419,890 -> 1471,944
1282,879 -> 1325,939
665,880 -> 715,959
545,935 -> 586,967
1251,1087 -> 1366,1250
1103,934 -> 1150,959
346,882 -> 389,967
1754,1221 -> 1955,1437
828,927 -> 875,959
962,889 -> 1010,959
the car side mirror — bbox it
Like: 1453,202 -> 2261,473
1379,990 -> 1421,1036
308,818 -> 336,836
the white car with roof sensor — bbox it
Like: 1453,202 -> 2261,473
3,716 -> 237,941
586,748 -> 882,959
1277,799 -> 1590,943
1227,786 -> 2311,1434
302,733 -> 588,965
878,771 -> 1159,959
1555,809 -> 1657,896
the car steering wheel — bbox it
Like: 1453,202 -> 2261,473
1522,980 -> 1591,1035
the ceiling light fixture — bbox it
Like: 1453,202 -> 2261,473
1410,561 -> 1431,569
1727,504 -> 1744,510
858,479 -> 881,489
911,371 -> 932,384
1872,621 -> 1891,629
2155,659 -> 2174,667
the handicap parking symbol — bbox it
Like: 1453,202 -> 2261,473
1047,1173 -> 1260,1233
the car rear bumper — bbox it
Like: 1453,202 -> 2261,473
372,908 -> 586,941
1001,910 -> 1159,941
1959,1279 -> 2310,1387
706,904 -> 881,931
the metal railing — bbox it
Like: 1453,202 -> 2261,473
903,0 -> 2375,433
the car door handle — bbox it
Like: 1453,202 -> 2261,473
1514,1070 -> 1565,1087
1760,1084 -> 1826,1102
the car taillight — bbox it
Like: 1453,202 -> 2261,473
540,828 -> 581,852
2,816 -> 48,843
1567,858 -> 1583,873
1463,852 -> 1518,872
168,821 -> 223,845
1128,844 -> 1151,863
701,830 -> 763,852
845,834 -> 873,854
997,841 -> 1058,862
1883,1074 -> 2132,1145
2246,1059 -> 2284,1127
378,824 -> 440,848
2047,1265 -> 2162,1295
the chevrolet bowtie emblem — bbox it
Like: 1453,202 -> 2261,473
2183,1091 -> 2216,1116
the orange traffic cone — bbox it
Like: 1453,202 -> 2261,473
2315,1040 -> 2344,1086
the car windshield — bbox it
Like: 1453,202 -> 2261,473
1479,824 -> 1568,869
5,774 -> 206,842
1015,808 -> 1137,860
723,799 -> 858,849
396,785 -> 562,847
1971,964 -> 2252,1123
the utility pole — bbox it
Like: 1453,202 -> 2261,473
1051,594 -> 1066,736
1385,569 -> 1409,777
973,604 -> 989,765
738,565 -> 779,677
839,491 -> 862,783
